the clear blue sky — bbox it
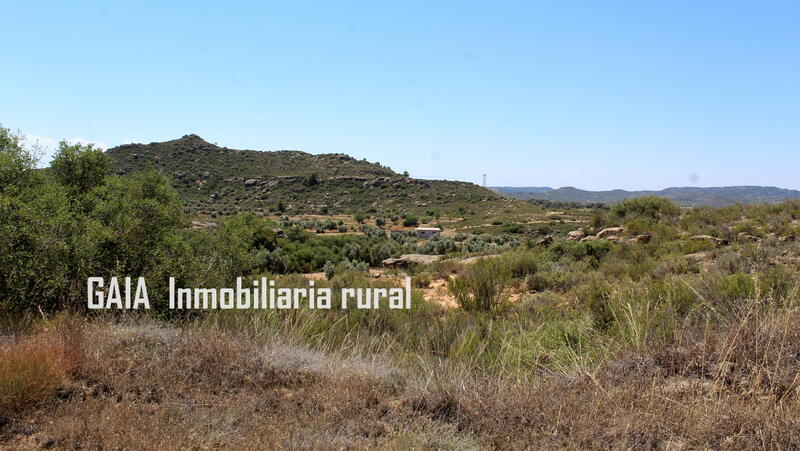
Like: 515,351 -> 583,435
2,1 -> 798,190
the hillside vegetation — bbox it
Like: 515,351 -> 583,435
108,134 -> 512,217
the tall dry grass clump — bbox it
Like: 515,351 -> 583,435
0,316 -> 84,417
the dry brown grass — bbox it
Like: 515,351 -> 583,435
0,318 -> 475,449
0,317 -> 84,418
2,311 -> 800,449
413,309 -> 800,449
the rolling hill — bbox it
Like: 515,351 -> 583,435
494,186 -> 800,207
107,135 -> 514,216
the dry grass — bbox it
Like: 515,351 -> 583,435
415,308 -> 800,449
2,310 -> 800,449
0,317 -> 84,418
0,318 -> 476,449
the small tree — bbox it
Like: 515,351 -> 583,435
51,141 -> 110,195
0,125 -> 38,192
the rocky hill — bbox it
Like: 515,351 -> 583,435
107,135 -> 511,216
494,185 -> 800,207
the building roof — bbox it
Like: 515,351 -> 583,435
415,227 -> 442,232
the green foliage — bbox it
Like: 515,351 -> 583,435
0,125 -> 38,193
0,139 -> 184,312
0,183 -> 80,311
323,259 -> 369,280
85,171 -> 182,275
550,239 -> 612,266
448,259 -> 509,311
611,196 -> 679,222
502,251 -> 539,278
402,215 -> 419,227
51,141 -> 110,195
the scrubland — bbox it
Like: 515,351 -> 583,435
4,126 -> 800,448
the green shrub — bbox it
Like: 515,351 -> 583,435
403,215 -> 419,227
611,196 -> 680,222
0,126 -> 37,193
51,141 -> 110,196
448,259 -> 509,311
503,252 -> 538,278
324,259 -> 369,280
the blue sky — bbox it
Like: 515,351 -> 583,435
2,1 -> 798,190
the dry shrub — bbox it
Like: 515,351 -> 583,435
0,317 -> 84,417
432,259 -> 462,280
411,273 -> 432,288
433,309 -> 800,449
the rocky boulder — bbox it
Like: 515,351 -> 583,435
382,254 -> 442,268
537,235 -> 555,246
737,232 -> 761,243
190,220 -> 219,229
460,254 -> 501,265
596,226 -> 625,239
684,251 -> 715,269
567,228 -> 585,241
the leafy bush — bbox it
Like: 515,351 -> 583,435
611,196 -> 680,222
0,126 -> 37,193
51,141 -> 110,195
550,240 -> 612,266
402,215 -> 419,227
502,251 -> 539,278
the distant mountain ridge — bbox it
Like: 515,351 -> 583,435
106,135 -> 512,216
493,186 -> 800,207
